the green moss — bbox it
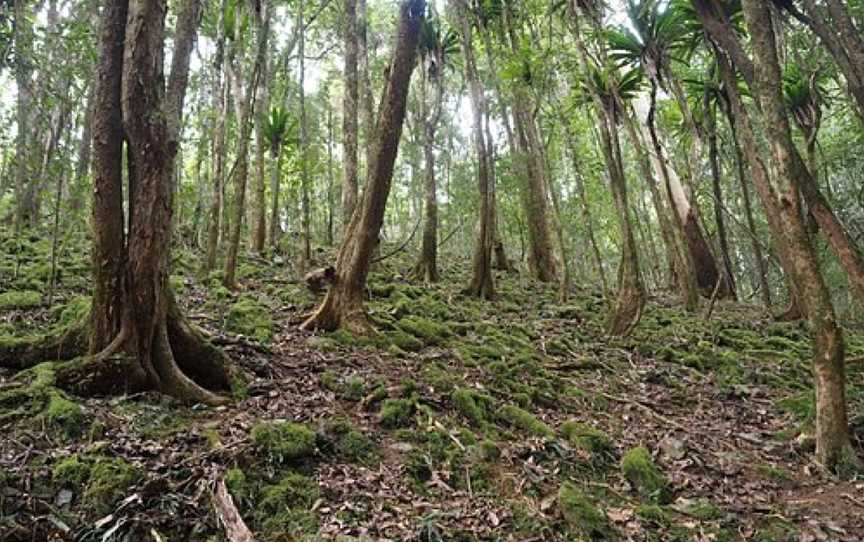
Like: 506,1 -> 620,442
777,391 -> 815,423
258,473 -> 319,537
452,388 -> 494,425
84,457 -> 140,515
754,518 -> 798,541
423,362 -> 458,392
44,392 -> 86,437
379,398 -> 416,429
383,329 -> 423,351
561,421 -> 614,465
324,418 -> 375,462
53,454 -> 91,486
635,504 -> 669,525
558,482 -> 615,540
226,295 -> 273,342
396,316 -> 451,345
682,499 -> 725,520
251,421 -> 317,463
0,290 -> 41,309
225,468 -> 248,502
497,404 -> 554,438
620,446 -> 669,503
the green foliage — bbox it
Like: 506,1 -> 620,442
561,421 -> 615,465
251,421 -> 317,463
620,446 -> 669,502
323,418 -> 375,462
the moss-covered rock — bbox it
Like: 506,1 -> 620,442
0,290 -> 41,310
558,482 -> 615,540
84,457 -> 140,515
226,295 -> 273,342
620,446 -> 669,502
497,404 -> 554,438
323,418 -> 375,462
251,421 -> 317,463
378,398 -> 416,429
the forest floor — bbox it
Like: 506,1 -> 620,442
1,237 -> 863,541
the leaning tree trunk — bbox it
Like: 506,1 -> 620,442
302,0 -> 424,333
341,0 -> 360,230
722,0 -> 855,471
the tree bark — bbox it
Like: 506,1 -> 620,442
205,0 -> 229,272
341,0 -> 360,230
302,0 -> 425,332
13,0 -> 33,231
223,3 -> 268,289
455,0 -> 494,299
705,93 -> 737,300
252,8 -> 271,254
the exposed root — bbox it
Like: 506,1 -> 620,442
0,318 -> 87,370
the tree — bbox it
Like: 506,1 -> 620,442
701,0 -> 857,471
302,0 -> 425,332
454,0 -> 494,299
223,0 -> 269,289
80,0 -> 231,403
341,0 -> 360,230
411,13 -> 456,283
265,106 -> 290,249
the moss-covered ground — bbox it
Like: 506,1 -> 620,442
1,239 -> 863,541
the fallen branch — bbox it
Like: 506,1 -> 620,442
212,478 -> 255,542
371,216 -> 422,264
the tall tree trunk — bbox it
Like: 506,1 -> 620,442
268,142 -> 283,249
252,9 -> 271,254
298,0 -> 312,270
358,0 -> 375,175
205,0 -> 229,272
326,106 -> 335,246
223,3 -> 268,289
302,0 -> 425,332
13,0 -> 33,231
705,94 -> 737,300
90,0 -> 129,353
455,0 -> 494,299
341,0 -> 360,229
412,51 -> 444,283
724,100 -> 772,308
70,79 -> 96,216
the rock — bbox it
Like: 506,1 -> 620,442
659,436 -> 687,461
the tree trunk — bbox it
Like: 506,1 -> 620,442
412,53 -> 443,283
252,10 -> 270,254
223,3 -> 268,289
298,0 -> 312,270
326,106 -> 335,246
302,0 -> 424,332
456,0 -> 494,299
13,0 -> 33,231
358,0 -> 375,176
341,0 -> 360,230
205,0 -> 229,272
705,94 -> 737,300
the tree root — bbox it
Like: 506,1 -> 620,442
2,305 -> 232,405
0,319 -> 88,370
